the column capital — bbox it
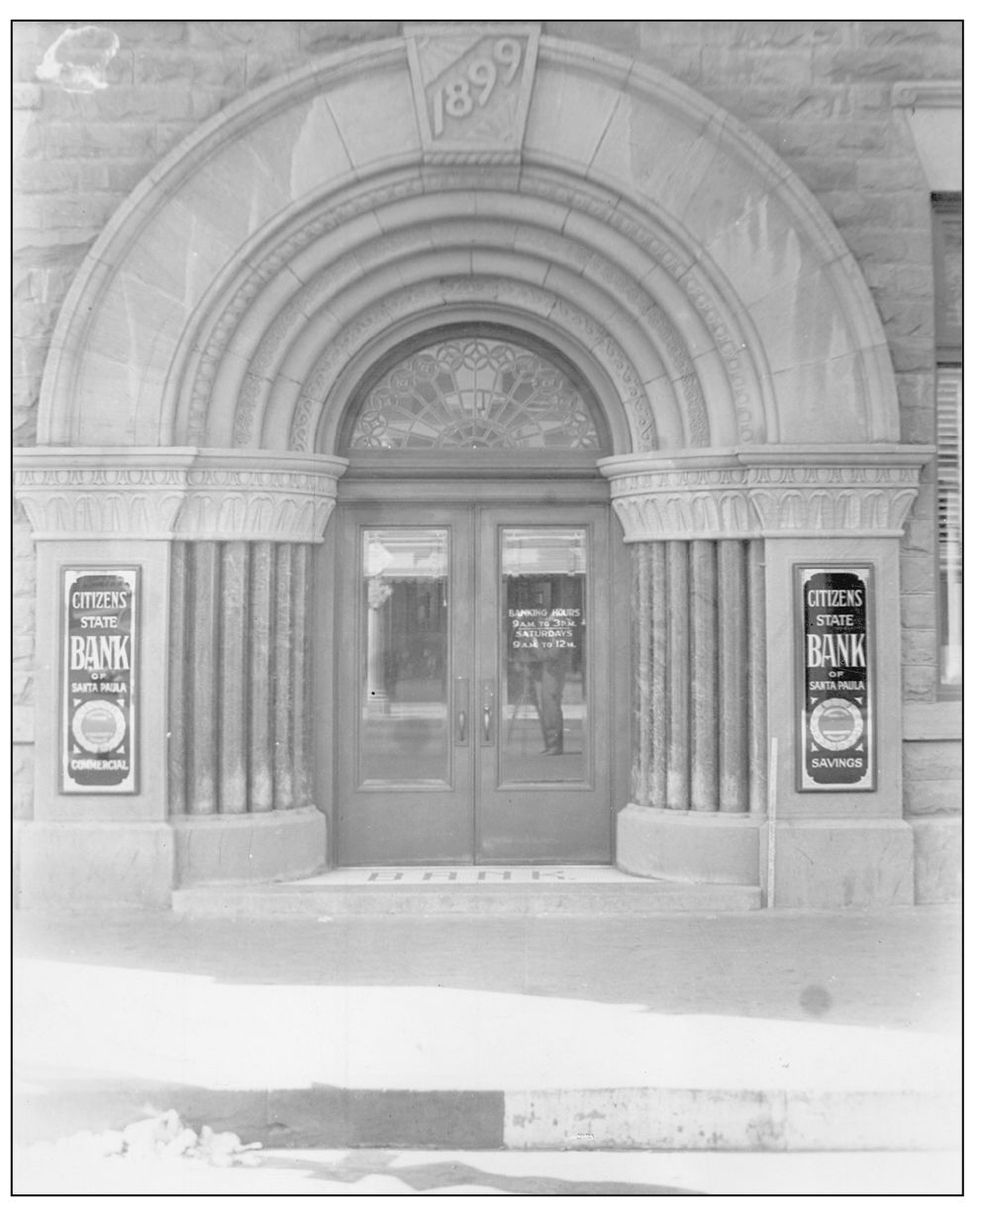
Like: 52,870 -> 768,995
598,445 -> 933,542
13,447 -> 349,543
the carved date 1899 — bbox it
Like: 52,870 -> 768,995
430,37 -> 523,137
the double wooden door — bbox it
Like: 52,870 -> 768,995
335,502 -> 616,864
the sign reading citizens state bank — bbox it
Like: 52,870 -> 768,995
62,568 -> 139,794
797,565 -> 874,792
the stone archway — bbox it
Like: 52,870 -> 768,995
15,25 -> 930,906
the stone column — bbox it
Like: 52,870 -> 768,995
13,447 -> 347,907
600,446 -> 930,903
629,535 -> 760,819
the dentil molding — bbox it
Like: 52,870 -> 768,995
13,448 -> 349,542
599,446 -> 934,541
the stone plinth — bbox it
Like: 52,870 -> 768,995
172,807 -> 327,887
16,821 -> 175,909
617,805 -> 762,886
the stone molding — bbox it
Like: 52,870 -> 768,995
185,171 -> 720,454
891,81 -> 962,109
599,446 -> 934,541
13,448 -> 348,542
287,275 -> 661,452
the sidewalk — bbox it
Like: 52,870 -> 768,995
13,904 -> 962,1154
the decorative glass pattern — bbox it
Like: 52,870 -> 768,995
349,338 -> 600,450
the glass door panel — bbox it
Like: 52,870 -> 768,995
360,528 -> 449,785
477,506 -> 612,864
500,528 -> 587,784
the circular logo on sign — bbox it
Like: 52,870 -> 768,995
809,698 -> 864,751
72,700 -> 126,754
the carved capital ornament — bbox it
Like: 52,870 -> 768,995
599,446 -> 933,542
14,449 -> 349,543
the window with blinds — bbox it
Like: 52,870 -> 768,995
933,195 -> 962,691
936,364 -> 962,687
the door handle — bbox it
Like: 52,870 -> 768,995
454,676 -> 469,747
480,679 -> 495,747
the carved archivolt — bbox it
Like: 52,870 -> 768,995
600,448 -> 931,541
287,277 -> 659,452
13,450 -> 348,542
179,170 -> 745,455
35,32 -> 899,455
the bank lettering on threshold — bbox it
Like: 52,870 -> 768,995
61,568 -> 139,793
797,565 -> 874,792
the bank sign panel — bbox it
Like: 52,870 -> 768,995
62,568 -> 139,794
797,565 -> 874,792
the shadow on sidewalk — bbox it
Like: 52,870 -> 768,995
260,1149 -> 702,1195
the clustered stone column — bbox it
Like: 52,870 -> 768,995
168,540 -> 313,816
631,538 -> 767,817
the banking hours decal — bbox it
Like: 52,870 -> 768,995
797,565 -> 874,791
62,568 -> 139,793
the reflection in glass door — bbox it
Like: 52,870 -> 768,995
360,528 -> 449,785
500,528 -> 587,782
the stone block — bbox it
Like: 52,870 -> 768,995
771,819 -> 914,909
244,52 -> 301,91
903,740 -> 962,784
632,43 -> 703,86
42,193 -> 120,231
12,743 -> 34,818
904,700 -> 962,741
909,815 -> 961,904
103,19 -> 188,47
43,121 -> 158,160
782,156 -> 858,191
713,87 -> 846,121
900,553 -> 935,594
173,806 -> 327,887
901,629 -> 937,666
617,805 -> 761,885
187,19 -> 295,49
813,45 -> 956,83
857,158 -> 928,192
155,122 -> 198,157
902,594 -> 936,631
12,671 -> 33,705
700,47 -> 813,89
544,20 -> 643,55
898,405 -> 934,443
12,83 -> 42,110
902,666 -> 937,702
904,779 -> 962,816
132,49 -> 245,89
16,821 -> 175,909
299,20 -> 399,50
859,19 -> 959,48
902,520 -> 935,557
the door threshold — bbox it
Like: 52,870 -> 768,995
299,865 -> 633,886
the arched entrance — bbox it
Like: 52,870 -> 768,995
326,328 -> 629,865
14,25 -> 929,907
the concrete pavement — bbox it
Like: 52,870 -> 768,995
13,1147 -> 963,1196
13,904 -> 961,1159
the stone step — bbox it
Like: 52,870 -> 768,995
172,868 -> 762,917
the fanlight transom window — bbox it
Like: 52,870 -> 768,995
348,337 -> 601,450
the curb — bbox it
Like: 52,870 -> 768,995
15,1083 -> 960,1153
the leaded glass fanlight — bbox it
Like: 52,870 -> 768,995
348,337 -> 601,451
